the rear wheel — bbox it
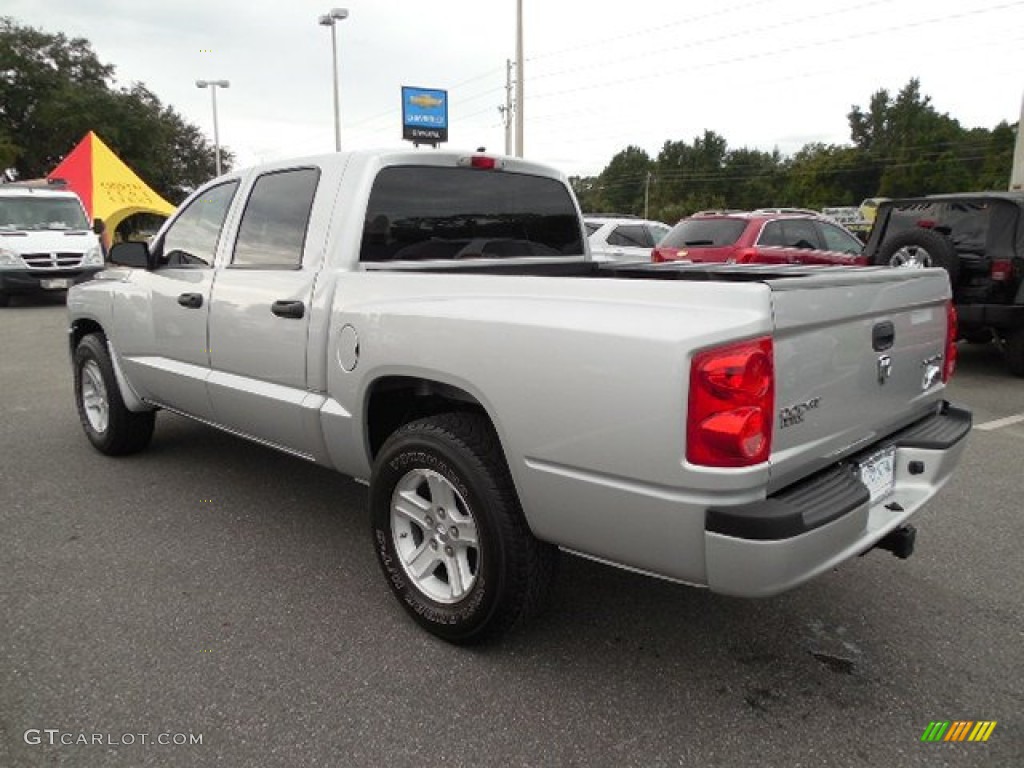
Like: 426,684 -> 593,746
73,333 -> 156,455
370,412 -> 557,644
874,228 -> 960,285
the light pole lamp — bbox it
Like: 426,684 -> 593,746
196,79 -> 230,176
318,7 -> 349,152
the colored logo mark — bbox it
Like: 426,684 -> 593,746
409,93 -> 443,108
921,721 -> 997,742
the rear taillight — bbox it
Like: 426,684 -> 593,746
943,301 -> 957,382
990,259 -> 1013,281
652,247 -> 676,263
687,337 -> 774,467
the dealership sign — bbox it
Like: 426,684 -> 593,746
402,86 -> 448,145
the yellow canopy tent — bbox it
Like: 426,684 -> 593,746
47,131 -> 175,243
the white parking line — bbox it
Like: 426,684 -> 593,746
974,412 -> 1024,431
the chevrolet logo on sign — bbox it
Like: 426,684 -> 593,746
409,93 -> 443,108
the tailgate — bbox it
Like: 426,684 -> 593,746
768,267 -> 951,492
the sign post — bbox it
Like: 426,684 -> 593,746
401,86 -> 448,147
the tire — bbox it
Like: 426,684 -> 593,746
73,333 -> 156,455
370,412 -> 557,644
874,228 -> 960,285
1005,329 -> 1024,377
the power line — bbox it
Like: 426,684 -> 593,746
525,1 -> 1024,105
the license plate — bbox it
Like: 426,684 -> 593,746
41,278 -> 70,289
858,447 -> 895,503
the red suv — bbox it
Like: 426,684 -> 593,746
652,211 -> 867,266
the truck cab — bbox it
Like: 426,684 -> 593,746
0,183 -> 105,306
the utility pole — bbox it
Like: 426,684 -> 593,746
1011,90 -> 1024,190
498,59 -> 514,155
515,0 -> 524,157
644,171 -> 652,219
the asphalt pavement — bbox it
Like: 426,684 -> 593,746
1,298 -> 1022,767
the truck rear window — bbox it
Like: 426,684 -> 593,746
360,166 -> 583,262
885,201 -> 990,254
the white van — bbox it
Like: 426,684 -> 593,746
0,183 -> 105,306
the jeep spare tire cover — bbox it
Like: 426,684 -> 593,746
874,227 -> 960,284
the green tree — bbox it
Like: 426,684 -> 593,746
779,143 -> 862,207
594,145 -> 652,215
722,146 -> 783,209
0,17 -> 227,201
848,78 -> 978,197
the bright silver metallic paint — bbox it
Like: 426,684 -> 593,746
68,149 -> 965,596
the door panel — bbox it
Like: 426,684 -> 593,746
205,166 -> 323,456
115,180 -> 239,418
207,270 -> 318,452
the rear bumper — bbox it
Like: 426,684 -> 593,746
704,402 -> 971,597
0,268 -> 102,296
956,303 -> 1024,332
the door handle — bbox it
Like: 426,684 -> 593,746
177,292 -> 203,309
271,300 -> 305,319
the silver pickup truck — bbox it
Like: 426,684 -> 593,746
68,150 -> 971,643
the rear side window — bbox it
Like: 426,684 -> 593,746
232,168 -> 320,268
360,166 -> 583,262
661,218 -> 747,248
607,224 -> 652,247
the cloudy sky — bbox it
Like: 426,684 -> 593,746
7,0 -> 1024,177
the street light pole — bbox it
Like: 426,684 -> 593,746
319,8 -> 349,152
515,0 -> 524,157
195,79 -> 230,176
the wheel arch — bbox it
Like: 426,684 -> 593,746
365,375 -> 504,462
69,318 -> 151,413
69,317 -> 105,357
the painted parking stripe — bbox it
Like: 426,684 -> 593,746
974,412 -> 1024,431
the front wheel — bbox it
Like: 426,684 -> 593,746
370,413 -> 557,644
73,333 -> 156,455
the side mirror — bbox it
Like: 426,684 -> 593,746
109,241 -> 152,269
92,218 -> 106,235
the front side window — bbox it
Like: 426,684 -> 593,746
818,221 -> 863,254
648,223 -> 670,244
232,168 -> 320,268
159,181 -> 238,267
360,166 -> 583,262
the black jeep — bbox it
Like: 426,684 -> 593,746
864,192 -> 1024,376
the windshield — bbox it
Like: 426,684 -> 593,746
661,218 -> 747,248
0,196 -> 90,231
